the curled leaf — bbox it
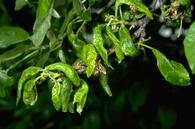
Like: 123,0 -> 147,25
119,25 -> 138,57
99,73 -> 112,96
73,80 -> 89,114
51,82 -> 61,111
106,26 -> 124,63
61,78 -> 72,112
93,24 -> 109,65
80,44 -> 97,77
23,79 -> 38,106
45,62 -> 80,86
16,66 -> 42,105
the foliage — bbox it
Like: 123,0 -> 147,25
0,0 -> 195,128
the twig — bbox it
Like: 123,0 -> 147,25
133,17 -> 148,38
150,0 -> 158,11
160,0 -> 164,12
96,0 -> 115,15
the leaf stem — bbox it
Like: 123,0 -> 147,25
177,17 -> 183,38
76,21 -> 86,36
139,43 -> 154,50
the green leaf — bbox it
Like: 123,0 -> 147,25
115,0 -> 153,19
15,0 -> 29,11
119,25 -> 138,57
51,82 -> 62,111
106,26 -> 124,63
67,30 -> 86,57
45,62 -> 81,86
0,14 -> 11,26
0,45 -> 32,63
115,0 -> 131,16
52,9 -> 60,19
0,86 -> 6,97
58,49 -> 66,63
82,9 -> 92,21
30,0 -> 54,47
0,26 -> 29,48
73,0 -> 82,15
183,22 -> 195,74
0,70 -> 15,88
158,106 -> 177,129
33,0 -> 53,29
93,25 -> 109,65
128,82 -> 149,112
179,0 -> 190,6
135,2 -> 153,19
73,80 -> 89,114
22,79 -> 38,106
16,66 -> 42,105
80,44 -> 97,77
152,48 -> 191,86
36,52 -> 50,67
99,73 -> 112,96
61,78 -> 72,112
83,112 -> 101,129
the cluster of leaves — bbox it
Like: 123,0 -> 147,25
0,0 -> 195,114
